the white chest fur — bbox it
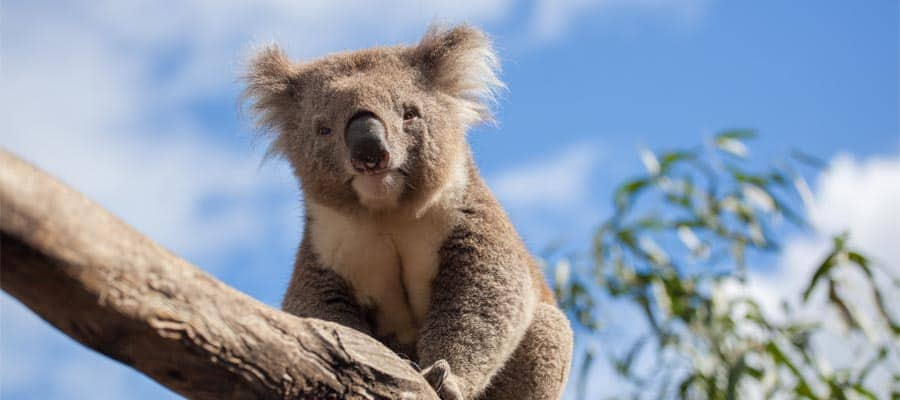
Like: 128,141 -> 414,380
307,202 -> 453,345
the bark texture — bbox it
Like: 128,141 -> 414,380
0,149 -> 438,400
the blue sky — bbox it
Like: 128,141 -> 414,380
2,1 -> 897,398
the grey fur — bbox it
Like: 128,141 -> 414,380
246,25 -> 573,399
282,236 -> 374,336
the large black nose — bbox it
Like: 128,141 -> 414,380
345,112 -> 390,173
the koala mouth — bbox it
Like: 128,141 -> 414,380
350,157 -> 390,175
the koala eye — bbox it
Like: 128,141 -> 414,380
317,126 -> 333,136
402,108 -> 420,121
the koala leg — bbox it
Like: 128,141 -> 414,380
477,303 -> 573,400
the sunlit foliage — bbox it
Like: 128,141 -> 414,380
555,131 -> 898,399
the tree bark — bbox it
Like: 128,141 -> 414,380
0,149 -> 438,400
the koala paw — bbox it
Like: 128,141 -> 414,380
421,359 -> 464,400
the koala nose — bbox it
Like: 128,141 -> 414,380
346,112 -> 390,174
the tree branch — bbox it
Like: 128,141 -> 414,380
0,149 -> 438,400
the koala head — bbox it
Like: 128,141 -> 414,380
244,25 -> 503,213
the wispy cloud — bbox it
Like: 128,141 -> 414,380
487,143 -> 607,250
807,154 -> 900,264
2,2 -> 303,264
738,154 -> 900,320
491,144 -> 599,208
54,0 -> 514,101
530,0 -> 709,42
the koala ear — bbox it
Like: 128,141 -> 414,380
242,44 -> 301,140
412,25 -> 505,127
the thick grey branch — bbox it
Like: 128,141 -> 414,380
0,149 -> 437,400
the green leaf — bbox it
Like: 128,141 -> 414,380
614,178 -> 651,209
635,217 -> 666,230
847,250 -> 868,267
716,129 -> 757,141
803,252 -> 837,302
850,384 -> 877,400
768,170 -> 788,186
794,382 -> 817,399
715,130 -> 755,158
620,336 -> 648,375
826,279 -> 861,329
766,341 -> 802,377
659,150 -> 697,172
717,138 -> 750,157
616,229 -> 637,249
726,353 -> 748,400
678,373 -> 701,398
826,380 -> 850,400
847,251 -> 900,334
745,366 -> 764,380
728,167 -> 769,186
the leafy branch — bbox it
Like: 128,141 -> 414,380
554,131 -> 898,399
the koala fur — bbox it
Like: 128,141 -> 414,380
244,25 -> 573,400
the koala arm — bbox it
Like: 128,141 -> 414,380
418,225 -> 536,399
281,241 -> 373,336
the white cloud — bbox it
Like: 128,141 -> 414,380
486,144 -> 606,252
1,14 -> 295,264
490,144 -> 599,208
65,0 -> 513,101
808,155 -> 900,266
530,0 -> 708,42
741,154 -> 900,322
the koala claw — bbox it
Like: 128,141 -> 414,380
422,360 -> 464,400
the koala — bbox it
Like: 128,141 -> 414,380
244,25 -> 573,400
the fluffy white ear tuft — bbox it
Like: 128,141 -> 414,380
242,44 -> 302,156
412,25 -> 505,127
